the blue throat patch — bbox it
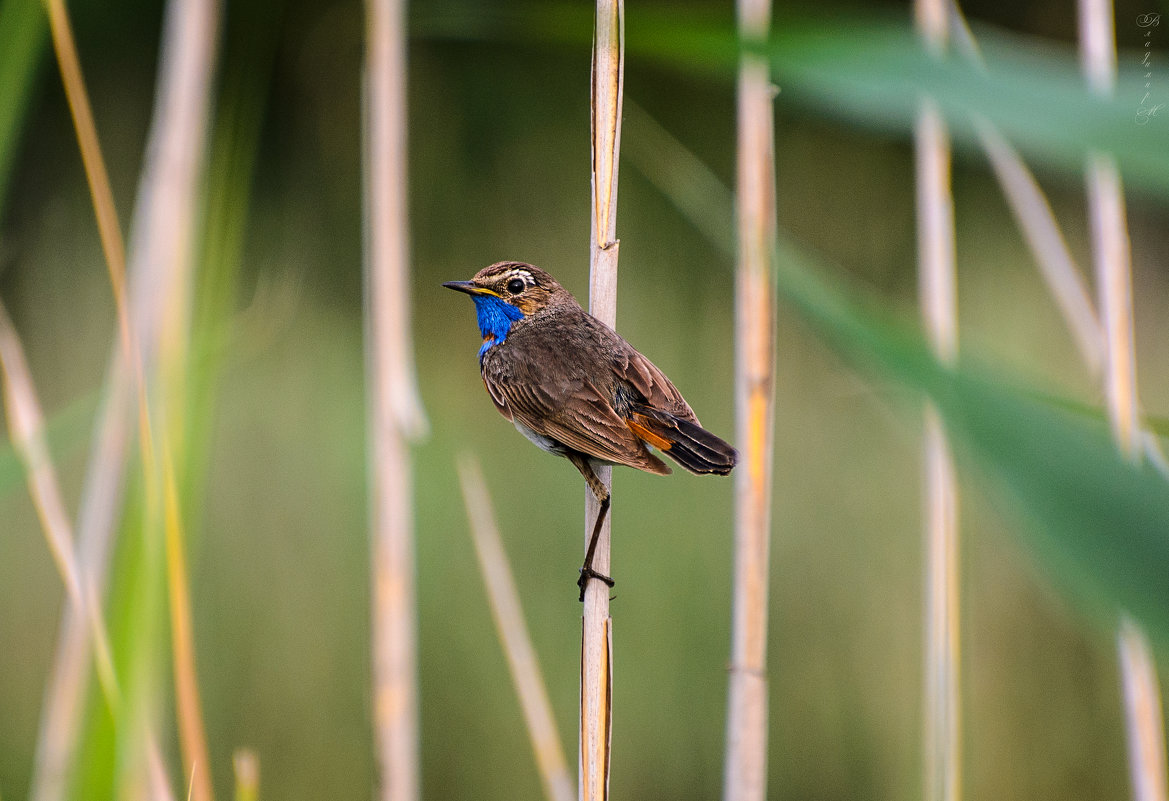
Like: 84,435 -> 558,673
471,294 -> 525,361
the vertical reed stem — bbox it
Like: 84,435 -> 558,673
915,2 -> 961,798
142,3 -> 221,798
1078,3 -> 1169,799
582,2 -> 622,798
723,0 -> 776,799
35,0 -> 217,794
365,0 -> 427,798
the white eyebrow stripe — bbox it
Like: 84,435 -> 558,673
509,269 -> 535,285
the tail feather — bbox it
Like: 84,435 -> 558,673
628,404 -> 737,475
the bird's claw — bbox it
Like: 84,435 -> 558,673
577,567 -> 615,602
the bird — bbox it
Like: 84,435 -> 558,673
444,261 -> 737,600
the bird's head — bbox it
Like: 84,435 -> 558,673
442,261 -> 569,317
444,262 -> 576,359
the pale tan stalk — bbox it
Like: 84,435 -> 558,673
915,2 -> 961,798
33,0 -> 219,795
723,0 -> 776,798
232,749 -> 259,801
365,0 -> 427,799
1086,155 -> 1139,452
0,301 -> 119,708
582,3 -> 623,799
135,1 -> 221,797
30,352 -> 133,801
1078,2 -> 1168,798
1119,617 -> 1169,801
948,1 -> 1106,373
920,394 -> 960,801
974,121 -> 1103,375
1,303 -> 171,801
457,456 -> 575,801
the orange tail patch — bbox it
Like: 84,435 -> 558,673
628,415 -> 672,451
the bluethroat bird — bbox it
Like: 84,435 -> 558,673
445,261 -> 738,600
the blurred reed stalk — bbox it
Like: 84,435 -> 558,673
1078,2 -> 1169,799
942,0 -> 1104,378
457,455 -> 575,801
582,1 -> 622,798
42,0 -> 126,318
29,2 -> 144,770
232,749 -> 259,801
0,299 -> 133,785
3,301 -> 170,801
915,2 -> 961,800
0,300 -> 119,714
723,0 -> 776,799
138,0 -> 221,797
951,0 -> 1166,795
32,0 -> 218,795
973,119 -> 1104,376
364,0 -> 428,798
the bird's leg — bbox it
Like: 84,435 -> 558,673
569,453 -> 615,602
579,494 -> 612,599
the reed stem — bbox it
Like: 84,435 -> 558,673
33,0 -> 218,794
1077,3 -> 1169,798
723,0 -> 776,798
365,0 -> 426,798
914,3 -> 961,798
582,2 -> 623,798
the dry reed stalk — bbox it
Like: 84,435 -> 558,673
940,2 -> 1104,375
948,1 -> 1165,795
365,0 -> 427,798
134,1 -> 222,797
582,2 -> 623,798
974,121 -> 1104,375
457,456 -> 575,801
1119,616 -> 1169,801
30,354 -> 134,801
915,2 -> 961,798
42,0 -> 127,314
232,749 -> 259,801
0,302 -> 172,801
33,0 -> 218,795
1078,3 -> 1168,798
920,394 -> 960,801
723,0 -> 776,799
0,301 -> 119,708
1086,155 -> 1139,452
917,106 -> 961,801
952,0 -> 1167,471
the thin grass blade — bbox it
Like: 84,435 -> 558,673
457,455 -> 575,801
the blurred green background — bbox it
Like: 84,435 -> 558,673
1,0 -> 1168,799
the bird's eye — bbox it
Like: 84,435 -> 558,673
506,278 -> 526,295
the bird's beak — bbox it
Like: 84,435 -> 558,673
443,280 -> 499,297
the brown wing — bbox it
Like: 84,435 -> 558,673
479,305 -> 699,474
526,382 -> 669,474
487,365 -> 670,475
554,305 -> 699,423
611,346 -> 700,425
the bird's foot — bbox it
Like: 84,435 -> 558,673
577,566 -> 615,602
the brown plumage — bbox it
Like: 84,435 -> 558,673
444,261 -> 737,597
